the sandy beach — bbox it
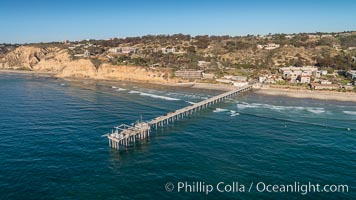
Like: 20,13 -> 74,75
0,69 -> 55,76
2,69 -> 355,102
255,87 -> 356,102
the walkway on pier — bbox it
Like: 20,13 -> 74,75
107,85 -> 252,149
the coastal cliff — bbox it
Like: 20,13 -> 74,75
0,46 -> 179,83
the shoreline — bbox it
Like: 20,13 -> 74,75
2,69 -> 356,102
255,87 -> 356,102
0,69 -> 55,76
0,70 -> 232,93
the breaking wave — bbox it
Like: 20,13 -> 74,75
213,108 -> 240,117
213,108 -> 229,113
236,102 -> 326,114
230,110 -> 240,117
343,111 -> 356,115
128,90 -> 140,94
139,92 -> 180,101
128,90 -> 180,101
116,88 -> 127,91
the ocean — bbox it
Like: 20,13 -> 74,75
0,73 -> 355,199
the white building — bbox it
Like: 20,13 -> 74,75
121,47 -> 138,54
299,76 -> 311,84
161,47 -> 176,54
175,70 -> 203,79
84,50 -> 90,58
321,34 -> 333,38
202,73 -> 215,79
280,66 -> 318,83
161,47 -> 185,54
320,70 -> 328,76
108,47 -> 137,54
233,82 -> 249,87
198,61 -> 211,69
259,76 -> 267,83
257,43 -> 280,50
108,47 -> 121,54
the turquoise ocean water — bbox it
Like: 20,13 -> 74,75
0,73 -> 355,199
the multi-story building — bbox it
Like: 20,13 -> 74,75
280,66 -> 318,83
175,70 -> 203,79
310,83 -> 339,90
108,47 -> 138,54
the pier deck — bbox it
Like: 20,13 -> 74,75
107,85 -> 252,149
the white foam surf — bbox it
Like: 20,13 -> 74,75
129,90 -> 140,94
230,110 -> 240,117
306,108 -> 326,114
128,90 -> 180,101
236,102 -> 325,114
139,92 -> 180,101
116,88 -> 127,91
213,108 -> 229,113
343,111 -> 356,115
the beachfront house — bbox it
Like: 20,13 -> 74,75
298,75 -> 311,84
259,76 -> 267,83
202,73 -> 215,79
216,75 -> 248,86
280,66 -> 318,83
175,70 -> 203,79
310,82 -> 339,90
233,82 -> 249,87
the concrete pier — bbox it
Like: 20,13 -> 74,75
107,85 -> 252,150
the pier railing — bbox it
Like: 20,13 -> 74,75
107,84 -> 252,149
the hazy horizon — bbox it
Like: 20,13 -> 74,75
2,30 -> 356,45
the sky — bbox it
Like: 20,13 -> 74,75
0,0 -> 355,43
